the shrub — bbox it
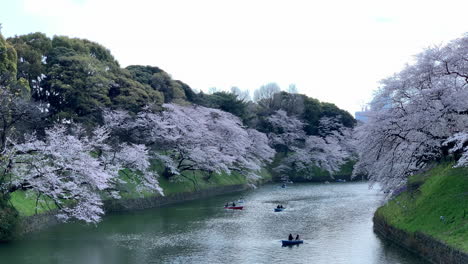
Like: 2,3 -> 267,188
0,197 -> 19,242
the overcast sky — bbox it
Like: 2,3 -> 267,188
1,0 -> 467,115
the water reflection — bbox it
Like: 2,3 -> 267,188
0,182 -> 427,264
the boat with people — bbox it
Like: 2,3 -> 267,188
224,202 -> 243,210
281,240 -> 303,246
274,204 -> 285,212
224,206 -> 243,210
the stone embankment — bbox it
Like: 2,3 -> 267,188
103,184 -> 250,212
373,214 -> 468,264
18,184 -> 251,235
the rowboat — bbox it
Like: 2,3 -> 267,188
274,208 -> 285,212
281,240 -> 303,246
224,206 -> 243,210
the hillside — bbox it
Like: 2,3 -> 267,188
375,163 -> 468,252
1,30 -> 356,240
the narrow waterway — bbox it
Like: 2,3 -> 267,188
0,182 -> 427,264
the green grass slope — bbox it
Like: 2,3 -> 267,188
9,191 -> 57,217
376,163 -> 468,252
10,162 -> 272,216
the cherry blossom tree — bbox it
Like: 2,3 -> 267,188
444,132 -> 468,168
353,34 -> 468,194
275,136 -> 349,178
105,104 -> 275,182
266,110 -> 356,179
266,110 -> 306,151
2,125 -> 161,224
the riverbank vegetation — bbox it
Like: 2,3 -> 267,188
0,28 -> 356,237
353,34 -> 468,195
376,163 -> 467,252
354,33 -> 468,254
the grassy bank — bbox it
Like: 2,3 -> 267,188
10,165 -> 272,217
280,159 -> 357,182
375,163 -> 468,252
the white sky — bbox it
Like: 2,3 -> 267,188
1,0 -> 467,115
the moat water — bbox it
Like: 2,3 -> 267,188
0,182 -> 427,263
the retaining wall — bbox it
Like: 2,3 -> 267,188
103,184 -> 250,212
373,214 -> 468,264
18,183 -> 251,235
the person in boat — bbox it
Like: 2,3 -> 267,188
225,203 -> 229,207
277,205 -> 281,209
295,234 -> 300,240
280,205 -> 284,209
288,234 -> 293,241
232,202 -> 236,207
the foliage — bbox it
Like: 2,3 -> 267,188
265,109 -> 306,152
8,191 -> 56,217
376,163 -> 468,252
6,32 -> 51,91
7,35 -> 164,123
0,83 -> 43,152
156,166 -> 271,195
0,33 -> 17,81
444,132 -> 468,167
0,200 -> 18,242
6,31 -> 356,138
0,30 -> 359,227
126,65 -> 187,103
194,91 -> 250,122
333,159 -> 358,180
253,92 -> 355,136
319,102 -> 355,128
105,104 -> 275,182
266,110 -> 356,180
1,123 -> 161,224
109,70 -> 164,113
269,92 -> 305,116
353,34 -> 468,194
302,96 -> 322,135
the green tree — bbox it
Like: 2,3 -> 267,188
43,41 -> 114,123
7,32 -> 52,92
203,92 -> 249,121
7,35 -> 165,123
126,65 -> 187,103
109,70 -> 164,112
0,33 -> 17,82
302,97 -> 322,135
320,102 -> 355,128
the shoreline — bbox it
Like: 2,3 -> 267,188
17,183 -> 254,236
373,213 -> 468,264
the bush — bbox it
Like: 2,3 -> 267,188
0,198 -> 19,242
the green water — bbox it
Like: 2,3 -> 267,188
0,182 -> 427,264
